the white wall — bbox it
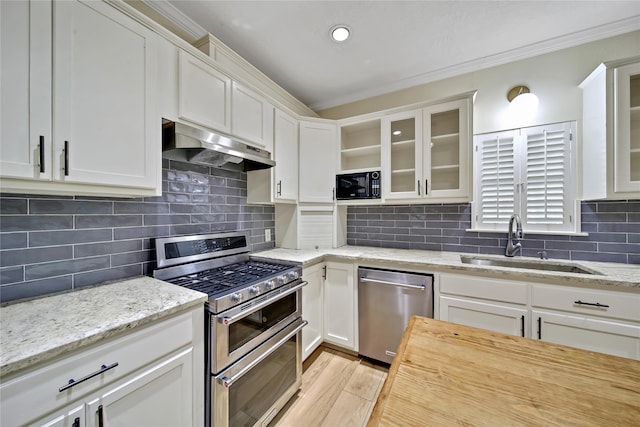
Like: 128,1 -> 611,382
318,31 -> 640,135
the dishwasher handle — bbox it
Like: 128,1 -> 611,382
359,276 -> 426,290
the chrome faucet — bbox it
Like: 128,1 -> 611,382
505,214 -> 523,257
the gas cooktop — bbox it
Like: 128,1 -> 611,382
152,232 -> 301,313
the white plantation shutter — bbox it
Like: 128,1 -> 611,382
522,122 -> 574,230
473,121 -> 577,233
474,131 -> 516,230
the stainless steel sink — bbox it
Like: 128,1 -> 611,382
459,255 -> 602,275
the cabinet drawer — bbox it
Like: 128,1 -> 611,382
439,273 -> 528,304
532,284 -> 640,322
1,311 -> 193,427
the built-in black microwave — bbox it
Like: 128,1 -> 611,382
335,171 -> 381,200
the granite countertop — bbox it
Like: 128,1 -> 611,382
252,246 -> 640,290
0,276 -> 207,378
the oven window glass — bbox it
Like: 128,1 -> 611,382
229,292 -> 296,353
229,337 -> 297,427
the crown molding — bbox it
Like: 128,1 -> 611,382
140,1 -> 640,112
141,0 -> 206,40
309,16 -> 640,111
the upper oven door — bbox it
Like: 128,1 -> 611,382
210,280 -> 305,374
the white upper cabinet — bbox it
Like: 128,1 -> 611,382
53,0 -> 158,189
273,109 -> 299,202
299,120 -> 338,203
580,58 -> 640,200
423,98 -> 471,199
382,109 -> 423,199
613,62 -> 640,193
382,98 -> 471,202
231,82 -> 274,152
0,0 -> 51,180
178,49 -> 232,133
0,0 -> 160,196
247,108 -> 298,204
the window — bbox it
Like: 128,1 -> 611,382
472,121 -> 578,233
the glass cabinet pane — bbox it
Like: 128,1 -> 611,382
630,73 -> 640,183
389,117 -> 417,193
429,108 -> 460,191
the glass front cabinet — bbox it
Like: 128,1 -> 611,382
581,58 -> 640,200
382,98 -> 471,201
614,62 -> 640,194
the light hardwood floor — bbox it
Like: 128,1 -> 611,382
270,346 -> 388,427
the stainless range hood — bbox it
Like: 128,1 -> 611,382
162,120 -> 275,171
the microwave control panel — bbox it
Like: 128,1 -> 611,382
371,171 -> 380,197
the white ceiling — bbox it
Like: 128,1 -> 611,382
150,1 -> 640,111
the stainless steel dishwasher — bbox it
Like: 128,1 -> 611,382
358,267 -> 434,364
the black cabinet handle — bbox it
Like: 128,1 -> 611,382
97,405 -> 104,427
72,417 -> 80,427
537,317 -> 542,340
39,135 -> 45,173
277,180 -> 282,196
58,362 -> 119,392
417,180 -> 421,195
520,315 -> 525,337
574,300 -> 609,308
64,140 -> 69,176
425,179 -> 428,195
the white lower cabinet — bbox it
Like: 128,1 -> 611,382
1,308 -> 204,427
302,263 -> 325,360
531,283 -> 640,360
440,296 -> 527,337
438,272 -> 640,360
532,310 -> 640,360
439,273 -> 529,336
323,261 -> 357,351
84,348 -> 193,427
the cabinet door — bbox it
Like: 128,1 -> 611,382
533,310 -> 640,360
178,49 -> 231,133
299,121 -> 338,203
86,348 -> 194,427
53,0 -> 158,188
302,263 -> 325,360
613,62 -> 640,194
439,296 -> 528,337
0,0 -> 51,180
423,99 -> 470,199
323,261 -> 357,350
29,404 -> 84,427
231,82 -> 274,152
273,109 -> 299,202
382,110 -> 422,199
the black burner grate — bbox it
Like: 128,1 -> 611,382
167,261 -> 292,296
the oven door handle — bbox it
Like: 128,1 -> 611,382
219,280 -> 308,326
218,319 -> 308,388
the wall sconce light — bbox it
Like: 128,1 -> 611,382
507,85 -> 539,115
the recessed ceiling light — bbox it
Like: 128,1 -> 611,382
330,25 -> 350,42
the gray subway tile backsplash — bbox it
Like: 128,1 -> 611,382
0,160 -> 275,303
347,201 -> 640,264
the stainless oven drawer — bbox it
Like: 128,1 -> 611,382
212,317 -> 307,427
209,280 -> 306,374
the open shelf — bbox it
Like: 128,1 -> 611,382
340,119 -> 381,171
431,164 -> 460,171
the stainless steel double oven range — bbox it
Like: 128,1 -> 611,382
153,232 -> 307,427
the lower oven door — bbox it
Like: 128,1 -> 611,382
211,280 -> 305,374
212,317 -> 307,427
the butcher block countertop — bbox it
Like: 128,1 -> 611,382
367,317 -> 640,427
